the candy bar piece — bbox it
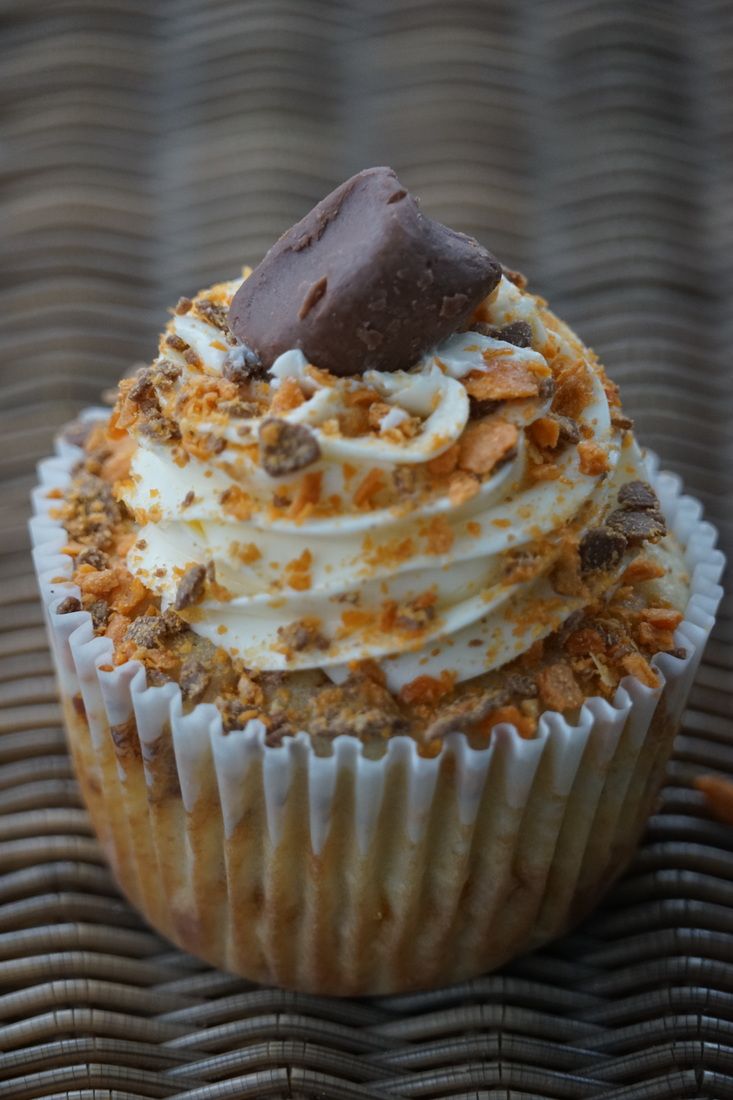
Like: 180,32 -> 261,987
228,167 -> 502,376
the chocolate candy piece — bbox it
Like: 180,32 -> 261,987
174,564 -> 207,610
616,480 -> 659,511
552,414 -> 581,445
56,596 -> 82,615
606,507 -> 666,546
471,320 -> 533,347
258,418 -> 321,477
222,343 -> 266,385
228,167 -> 502,376
579,526 -> 628,573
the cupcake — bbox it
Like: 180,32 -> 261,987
32,168 -> 723,995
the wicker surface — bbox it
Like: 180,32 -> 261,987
2,0 -> 732,1096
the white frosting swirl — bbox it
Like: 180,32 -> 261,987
118,275 -> 643,691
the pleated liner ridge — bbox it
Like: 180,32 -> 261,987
30,417 -> 724,995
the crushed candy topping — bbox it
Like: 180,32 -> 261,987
259,418 -> 321,477
56,241 -> 688,752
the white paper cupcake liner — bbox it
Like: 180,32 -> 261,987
30,411 -> 724,995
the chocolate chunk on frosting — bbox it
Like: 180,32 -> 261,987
607,507 -> 666,546
174,564 -> 207,610
259,418 -> 321,477
228,166 -> 502,376
222,343 -> 266,385
471,320 -> 533,347
617,480 -> 659,511
579,526 -> 627,573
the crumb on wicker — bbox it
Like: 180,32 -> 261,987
694,774 -> 733,826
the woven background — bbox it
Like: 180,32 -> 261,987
1,1 -> 732,1096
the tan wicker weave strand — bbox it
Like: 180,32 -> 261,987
1,1 -> 731,1097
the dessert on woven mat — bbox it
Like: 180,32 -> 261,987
32,168 -> 722,994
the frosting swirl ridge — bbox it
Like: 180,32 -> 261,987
117,274 -> 642,691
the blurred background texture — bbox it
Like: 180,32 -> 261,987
3,0 -> 732,535
0,4 -> 732,1098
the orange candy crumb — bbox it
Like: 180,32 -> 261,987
622,556 -> 666,583
233,542 -> 261,564
529,462 -> 562,482
553,359 -> 594,419
536,662 -> 584,711
480,704 -> 536,739
114,576 -> 149,616
271,376 -> 305,414
418,738 -> 443,758
353,468 -> 386,509
220,486 -> 253,520
421,516 -> 454,555
448,470 -> 480,506
399,670 -> 456,706
284,549 -> 313,591
639,607 -> 683,631
427,444 -> 459,477
577,441 -> 610,476
621,651 -> 659,689
363,535 -> 415,569
289,471 -> 323,519
77,568 -> 117,597
341,608 -> 375,631
458,418 -> 518,476
528,416 -> 561,450
466,360 -> 539,401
